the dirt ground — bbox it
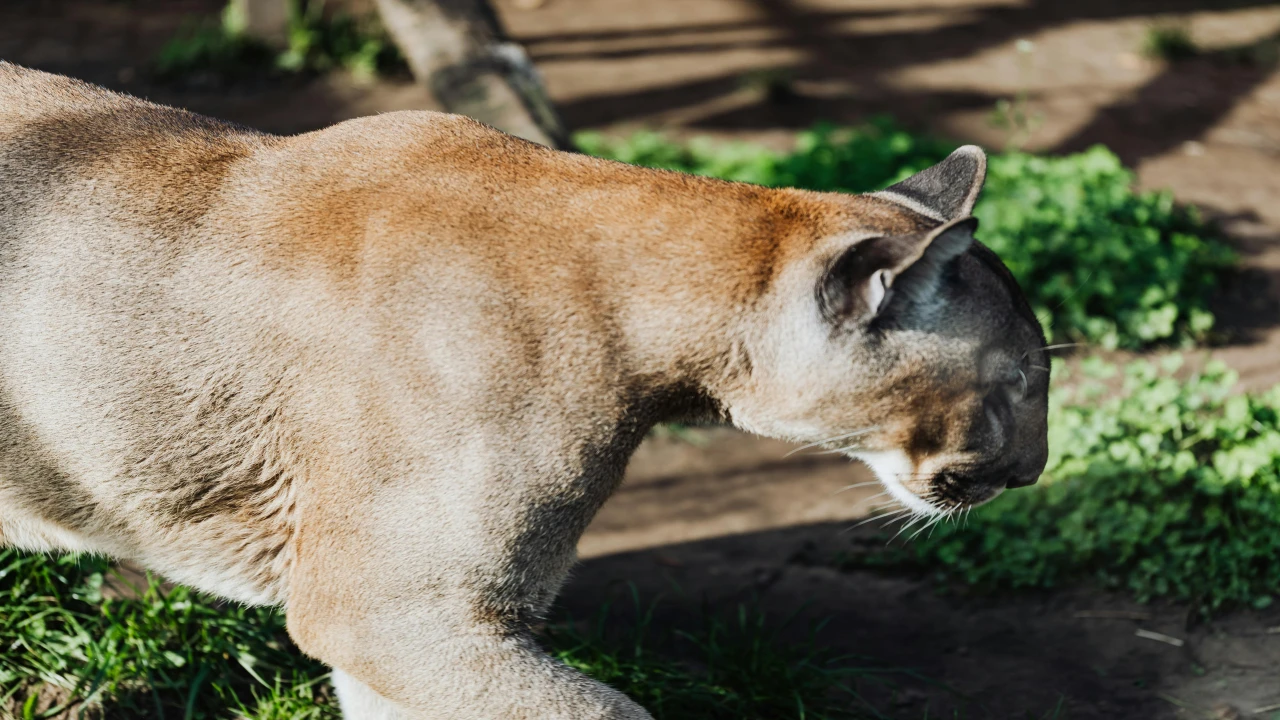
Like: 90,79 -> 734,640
579,430 -> 1280,719
4,1 -> 1280,717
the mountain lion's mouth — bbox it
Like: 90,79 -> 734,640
853,449 -> 1007,519
852,449 -> 946,518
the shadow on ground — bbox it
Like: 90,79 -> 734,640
563,513 -> 1280,719
537,0 -> 1278,160
558,429 -> 1280,719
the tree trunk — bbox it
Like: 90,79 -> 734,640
372,0 -> 568,149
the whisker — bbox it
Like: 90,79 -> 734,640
910,515 -> 945,541
784,427 -> 879,457
820,436 -> 887,455
928,514 -> 947,538
885,510 -> 919,528
1022,342 -> 1083,362
859,501 -> 900,517
1053,269 -> 1095,310
881,512 -> 916,530
818,443 -> 869,455
888,516 -> 924,545
834,481 -> 882,495
841,515 -> 901,537
844,506 -> 910,533
1041,343 -> 1082,353
851,491 -> 892,508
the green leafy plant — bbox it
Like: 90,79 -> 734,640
974,149 -> 1232,349
578,124 -> 1234,349
275,1 -> 403,79
154,0 -> 404,84
1144,22 -> 1199,62
153,3 -> 277,83
872,357 -> 1280,615
575,118 -> 954,191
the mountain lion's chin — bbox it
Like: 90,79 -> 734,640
853,449 -> 1008,517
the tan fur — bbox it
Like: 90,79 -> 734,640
0,63 -> 1048,719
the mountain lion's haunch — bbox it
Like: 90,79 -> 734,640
0,63 -> 1048,719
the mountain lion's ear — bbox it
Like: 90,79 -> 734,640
872,145 -> 986,221
819,217 -> 977,325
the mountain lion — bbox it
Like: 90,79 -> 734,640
0,62 -> 1048,719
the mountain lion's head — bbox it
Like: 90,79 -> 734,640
724,146 -> 1049,518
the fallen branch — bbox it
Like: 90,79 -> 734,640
1135,629 -> 1184,647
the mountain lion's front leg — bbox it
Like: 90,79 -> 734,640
323,636 -> 646,720
284,463 -> 650,720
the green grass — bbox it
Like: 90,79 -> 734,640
154,0 -> 405,84
866,357 -> 1280,615
0,554 -> 902,719
550,597 -> 904,720
578,121 -> 1234,350
0,552 -> 334,719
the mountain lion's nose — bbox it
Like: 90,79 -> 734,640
1005,473 -> 1039,489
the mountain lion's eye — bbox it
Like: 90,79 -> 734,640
1006,368 -> 1028,401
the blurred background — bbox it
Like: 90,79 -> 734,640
3,1 -> 1280,718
